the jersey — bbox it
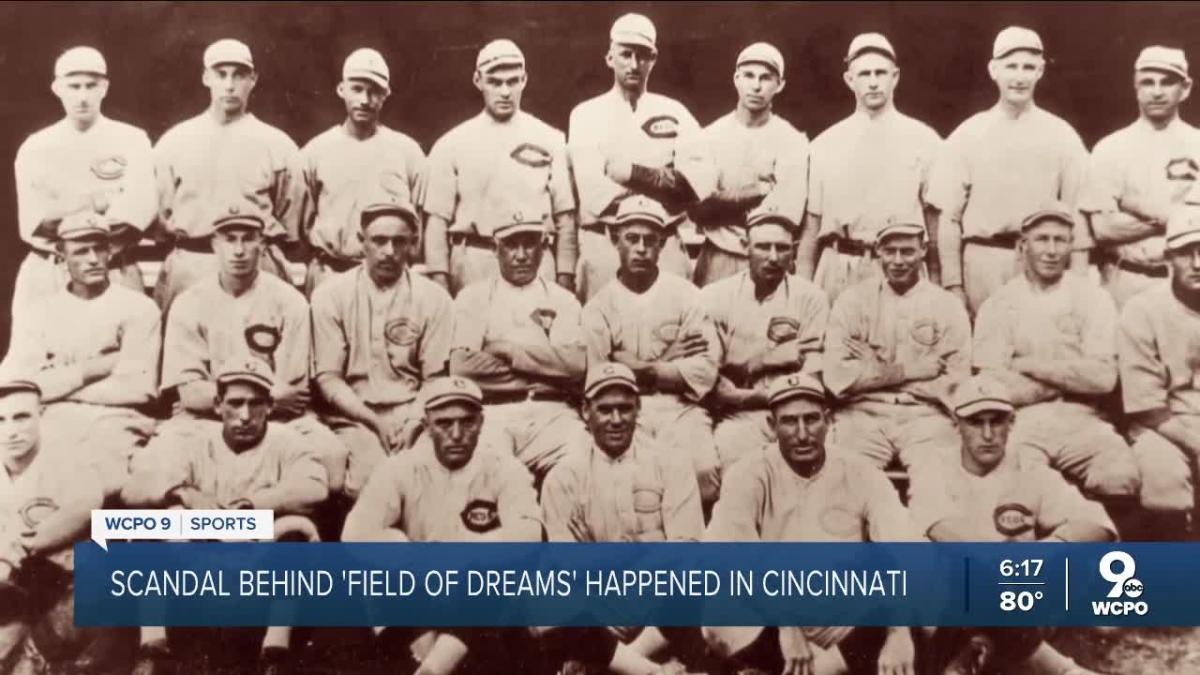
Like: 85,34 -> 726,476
342,436 -> 541,543
154,113 -> 304,241
311,267 -> 452,406
808,109 -> 941,243
299,124 -> 426,260
7,284 -> 160,405
824,277 -> 971,405
541,437 -> 702,543
162,273 -> 310,395
569,88 -> 716,226
14,116 -> 155,253
697,112 -> 809,254
1117,283 -> 1200,418
582,274 -> 719,402
1081,117 -> 1200,265
0,446 -> 104,569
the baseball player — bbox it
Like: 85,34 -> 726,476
160,199 -> 347,494
909,375 -> 1108,675
123,360 -> 328,675
705,373 -> 920,675
568,13 -> 717,302
1116,204 -> 1200,539
422,39 -> 576,296
701,205 -> 829,469
824,219 -> 971,482
691,42 -> 808,287
12,46 -> 154,321
299,48 -> 426,295
973,204 -> 1140,507
5,212 -> 160,498
152,38 -> 305,311
928,26 -> 1090,316
803,33 -> 942,300
448,202 -> 587,485
1082,46 -> 1200,308
311,191 -> 452,500
581,196 -> 721,507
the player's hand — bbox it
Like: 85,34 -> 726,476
457,350 -> 513,377
272,384 -> 311,417
556,273 -> 576,294
566,504 -> 593,542
905,353 -> 944,382
876,628 -> 915,675
778,626 -> 814,675
386,416 -> 424,454
483,340 -> 517,365
761,340 -> 803,371
660,331 -> 709,361
842,337 -> 879,362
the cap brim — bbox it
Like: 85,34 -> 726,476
0,381 -> 41,398
1137,63 -> 1189,79
56,68 -> 107,78
993,47 -> 1043,60
478,56 -> 525,72
59,227 -> 108,241
214,218 -> 265,232
845,47 -> 896,64
494,224 -> 547,240
425,393 -> 483,411
206,59 -> 254,70
1021,210 -> 1074,232
584,379 -> 639,399
1167,230 -> 1200,252
216,374 -> 272,392
361,204 -> 418,224
875,226 -> 926,244
615,215 -> 668,230
344,71 -> 390,90
955,399 -> 1015,418
611,35 -> 657,51
736,58 -> 783,76
746,214 -> 797,231
768,388 -> 825,408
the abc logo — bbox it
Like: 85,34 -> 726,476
1092,551 -> 1149,617
1123,579 -> 1144,599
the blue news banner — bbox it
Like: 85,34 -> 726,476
74,542 -> 1193,627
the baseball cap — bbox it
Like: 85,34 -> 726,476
737,42 -> 784,77
745,203 -> 797,232
1136,46 -> 1189,80
950,375 -> 1014,419
1020,202 -> 1075,232
215,359 -> 273,393
1165,204 -> 1200,252
0,378 -> 41,399
212,202 -> 266,232
54,46 -> 107,78
360,171 -> 418,227
875,217 -> 926,244
422,377 -> 484,412
584,362 -> 639,399
476,39 -> 525,73
766,372 -> 826,408
610,13 -> 657,51
614,196 -> 670,230
992,26 -> 1043,60
57,211 -> 109,241
204,39 -> 254,70
343,48 -> 390,90
845,33 -> 896,64
493,209 -> 548,241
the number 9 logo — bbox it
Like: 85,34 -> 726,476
1099,551 -> 1140,599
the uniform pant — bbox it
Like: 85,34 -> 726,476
830,401 -> 958,479
329,402 -> 421,500
638,394 -> 720,504
1010,401 -> 1141,498
713,409 -> 773,470
480,400 -> 587,487
1100,261 -> 1164,309
152,245 -> 291,312
11,250 -> 142,322
39,402 -> 158,499
576,228 -> 692,303
813,248 -> 883,304
692,241 -> 747,288
448,242 -> 555,297
1128,424 -> 1196,513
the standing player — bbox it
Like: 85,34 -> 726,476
824,219 -> 970,482
160,200 -> 346,493
299,48 -> 426,295
422,39 -> 576,296
928,27 -> 1090,316
311,190 -> 452,500
13,46 -> 154,320
582,196 -> 721,506
701,206 -> 828,469
803,33 -> 942,299
448,203 -> 587,486
153,38 -> 305,311
569,13 -> 716,302
691,42 -> 808,287
1082,46 -> 1200,308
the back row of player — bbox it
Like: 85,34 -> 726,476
17,14 -> 1197,318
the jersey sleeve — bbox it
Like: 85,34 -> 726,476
275,289 -> 314,387
671,295 -> 720,401
925,127 -> 970,221
160,293 -> 212,392
107,127 -> 157,232
421,136 -> 458,222
540,459 -> 583,542
449,284 -> 488,352
660,447 -> 704,541
1117,301 -> 1169,415
671,106 -> 717,202
704,460 -> 764,542
547,130 -> 576,216
310,281 -> 349,380
861,467 -> 918,542
121,428 -> 197,506
1079,138 -> 1124,216
1035,468 -> 1115,537
342,458 -> 405,541
568,103 -> 627,223
419,283 -> 454,378
759,129 -> 809,227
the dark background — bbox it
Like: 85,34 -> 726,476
2,1 -> 1199,351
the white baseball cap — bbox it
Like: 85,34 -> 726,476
584,362 -> 639,399
204,38 -> 254,70
55,46 -> 107,78
951,375 -> 1015,419
614,196 -> 670,231
343,48 -> 389,89
875,217 -> 926,244
476,39 -> 525,73
1166,204 -> 1200,252
736,42 -> 784,77
845,33 -> 896,64
1136,45 -> 1189,79
992,26 -> 1043,60
610,13 -> 657,51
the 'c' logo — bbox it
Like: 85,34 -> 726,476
993,502 -> 1035,537
510,143 -> 552,168
641,115 -> 679,139
20,497 -> 59,530
910,319 -> 941,347
461,499 -> 500,533
1165,157 -> 1199,181
384,319 -> 419,347
767,317 -> 800,344
91,155 -> 127,180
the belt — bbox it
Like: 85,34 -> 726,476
832,238 -> 872,257
1116,258 -> 1169,278
173,235 -> 213,254
315,250 -> 361,273
482,389 -> 572,405
449,232 -> 496,250
964,233 -> 1020,250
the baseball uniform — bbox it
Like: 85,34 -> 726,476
542,435 -> 702,542
568,89 -> 716,301
450,275 -> 587,481
152,112 -> 304,310
582,273 -> 721,502
927,105 -> 1089,314
692,112 -> 808,287
1082,118 -> 1200,307
12,115 -> 154,318
824,276 -> 970,476
808,109 -> 941,300
299,126 -> 426,293
311,267 -> 452,497
422,111 -> 573,295
701,272 -> 828,468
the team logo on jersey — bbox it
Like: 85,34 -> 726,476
909,319 -> 941,347
530,308 -> 557,336
993,502 -> 1035,537
653,320 -> 682,344
1055,313 -> 1083,339
245,324 -> 281,358
1165,157 -> 1200,181
819,506 -> 863,538
461,499 -> 500,533
767,317 -> 800,344
510,143 -> 553,169
90,155 -> 127,180
641,115 -> 680,139
384,318 -> 419,347
20,497 -> 60,530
